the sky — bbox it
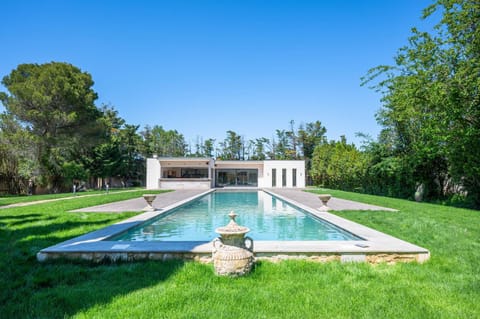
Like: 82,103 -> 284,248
0,0 -> 437,148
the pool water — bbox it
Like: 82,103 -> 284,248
111,191 -> 361,241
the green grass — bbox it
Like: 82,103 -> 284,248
1,188 -> 479,318
0,187 -> 145,206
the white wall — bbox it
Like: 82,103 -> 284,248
261,161 -> 305,188
146,158 -> 161,189
146,158 -> 305,189
159,180 -> 211,189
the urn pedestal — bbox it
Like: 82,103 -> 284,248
318,194 -> 332,211
143,194 -> 157,211
213,211 -> 254,277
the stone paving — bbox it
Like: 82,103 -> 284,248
71,189 -> 208,213
268,188 -> 397,212
70,188 -> 396,213
1,188 -> 396,212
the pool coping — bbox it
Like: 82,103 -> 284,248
37,189 -> 430,264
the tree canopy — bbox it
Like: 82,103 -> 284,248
363,0 -> 480,206
0,62 -> 103,191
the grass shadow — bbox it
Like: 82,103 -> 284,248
23,259 -> 186,318
0,197 -> 189,318
0,213 -> 44,220
2,217 -> 188,318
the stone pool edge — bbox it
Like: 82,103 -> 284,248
37,189 -> 430,264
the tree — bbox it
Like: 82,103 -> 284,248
190,136 -> 216,158
116,124 -> 145,184
286,120 -> 298,159
0,113 -> 37,194
363,0 -> 480,206
250,137 -> 270,160
297,121 -> 327,185
218,130 -> 243,160
142,125 -> 187,157
202,138 -> 216,158
0,62 -> 103,191
298,121 -> 327,160
86,105 -> 126,186
274,129 -> 290,159
311,137 -> 366,190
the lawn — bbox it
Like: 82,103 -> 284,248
0,187 -> 144,206
1,188 -> 479,318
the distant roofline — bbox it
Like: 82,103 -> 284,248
155,157 -> 212,161
151,157 -> 304,163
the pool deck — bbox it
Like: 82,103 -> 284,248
70,189 -> 209,213
37,188 -> 430,264
70,188 -> 397,213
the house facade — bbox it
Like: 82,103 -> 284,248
146,156 -> 305,189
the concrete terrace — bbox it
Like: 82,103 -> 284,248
71,189 -> 208,213
37,188 -> 430,264
70,188 -> 396,213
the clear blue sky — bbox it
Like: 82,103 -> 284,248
1,0 -> 436,147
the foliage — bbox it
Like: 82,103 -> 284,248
142,125 -> 187,157
0,113 -> 38,194
217,130 -> 244,160
0,61 -> 330,193
362,0 -> 480,207
311,136 -> 367,190
249,137 -> 271,160
0,62 -> 103,192
213,121 -> 326,164
116,124 -> 145,183
61,161 -> 88,185
1,190 -> 479,318
191,136 -> 216,158
297,120 -> 327,160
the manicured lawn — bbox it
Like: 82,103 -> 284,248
1,189 -> 479,318
0,187 -> 144,206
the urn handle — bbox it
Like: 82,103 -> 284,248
244,236 -> 254,252
212,238 -> 223,252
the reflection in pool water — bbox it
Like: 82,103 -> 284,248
111,191 -> 361,242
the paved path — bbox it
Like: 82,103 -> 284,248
268,188 -> 397,211
70,188 -> 396,213
71,189 -> 208,213
2,188 -> 395,213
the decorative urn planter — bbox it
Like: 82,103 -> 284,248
318,194 -> 332,211
213,211 -> 254,277
143,194 -> 157,211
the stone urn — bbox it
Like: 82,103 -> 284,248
143,194 -> 157,211
318,194 -> 332,211
213,211 -> 254,277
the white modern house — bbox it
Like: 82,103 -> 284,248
146,156 -> 305,189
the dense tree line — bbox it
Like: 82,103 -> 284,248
0,62 -> 327,194
311,0 -> 480,209
361,0 -> 480,208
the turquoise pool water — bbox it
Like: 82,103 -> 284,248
111,191 -> 361,241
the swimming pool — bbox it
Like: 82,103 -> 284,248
37,189 -> 430,264
111,191 -> 361,241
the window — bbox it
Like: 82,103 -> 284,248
282,169 -> 287,187
272,169 -> 276,187
293,168 -> 297,187
180,168 -> 208,178
215,169 -> 258,187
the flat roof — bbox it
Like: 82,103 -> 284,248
157,157 -> 212,161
